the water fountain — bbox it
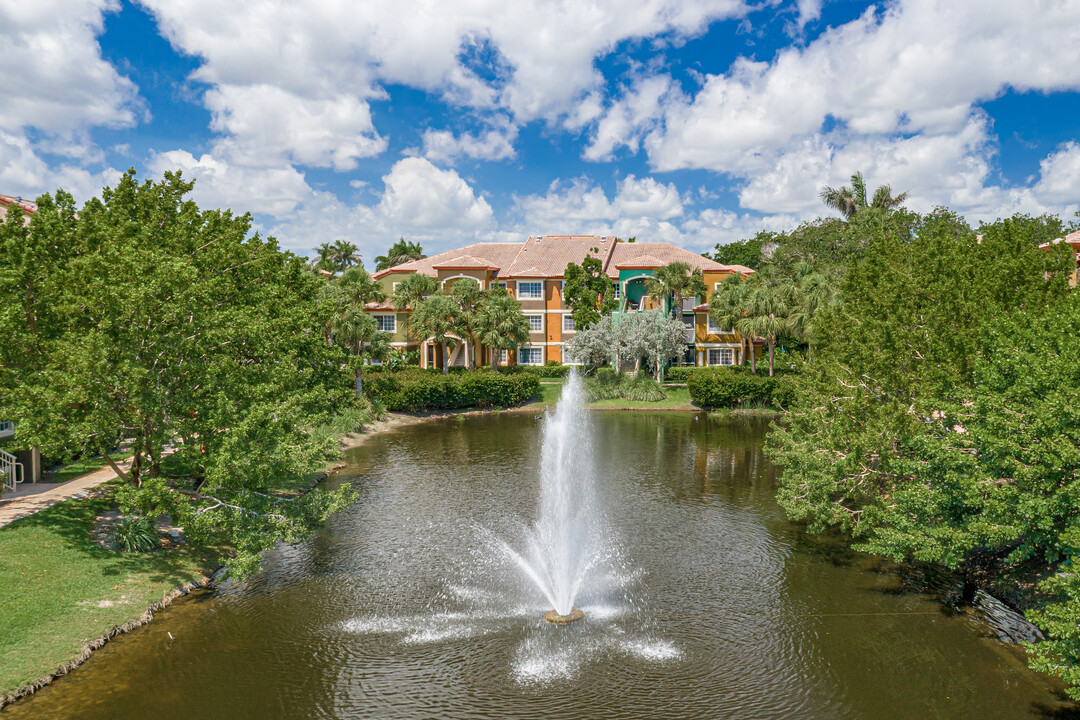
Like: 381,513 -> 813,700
490,371 -> 599,625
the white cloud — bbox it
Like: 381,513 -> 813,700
1032,142 -> 1080,207
584,75 -> 683,162
0,0 -> 140,202
0,0 -> 142,135
420,118 -> 518,164
205,85 -> 386,170
147,145 -> 313,216
137,0 -> 749,167
376,157 -> 493,230
239,157 -> 495,257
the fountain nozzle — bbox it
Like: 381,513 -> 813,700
543,609 -> 585,625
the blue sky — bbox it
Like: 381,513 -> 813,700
2,0 -> 1079,262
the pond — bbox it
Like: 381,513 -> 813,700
6,411 -> 1077,719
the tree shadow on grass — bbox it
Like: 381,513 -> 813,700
2,496 -> 213,589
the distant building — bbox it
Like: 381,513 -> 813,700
1039,229 -> 1080,287
0,194 -> 37,225
366,235 -> 758,370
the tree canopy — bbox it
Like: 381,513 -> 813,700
0,171 -> 357,577
374,237 -> 426,271
563,253 -> 616,330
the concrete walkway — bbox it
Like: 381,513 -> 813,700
0,459 -> 132,528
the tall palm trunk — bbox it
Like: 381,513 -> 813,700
441,342 -> 449,375
767,337 -> 775,377
749,343 -> 757,374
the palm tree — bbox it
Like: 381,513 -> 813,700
644,262 -> 707,316
410,293 -> 459,374
819,171 -> 908,220
779,261 -> 837,360
474,287 -> 530,370
392,273 -> 438,311
734,278 -> 791,377
375,237 -> 426,271
708,273 -> 756,371
337,266 -> 386,307
330,240 -> 362,271
448,279 -> 483,370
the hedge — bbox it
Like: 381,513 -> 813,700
361,369 -> 540,411
496,365 -> 575,378
686,367 -> 798,409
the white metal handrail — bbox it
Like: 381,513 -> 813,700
1,448 -> 23,493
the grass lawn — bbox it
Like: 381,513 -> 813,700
45,449 -> 130,484
528,379 -> 698,410
0,489 -> 216,697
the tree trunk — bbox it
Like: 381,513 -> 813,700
491,346 -> 498,372
768,338 -> 775,377
750,344 -> 757,374
441,342 -> 449,375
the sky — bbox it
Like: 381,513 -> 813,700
2,0 -> 1080,262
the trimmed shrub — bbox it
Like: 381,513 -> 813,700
663,366 -> 697,383
496,364 -> 574,378
362,369 -> 540,411
687,368 -> 796,408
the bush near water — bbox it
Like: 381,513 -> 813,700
362,369 -> 540,411
686,367 -> 797,409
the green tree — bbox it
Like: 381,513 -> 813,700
330,240 -> 362,271
819,171 -> 909,220
767,212 -> 1072,566
448,278 -> 483,370
0,171 -> 356,577
708,273 -> 757,372
391,273 -> 438,311
474,287 -> 530,370
374,237 -> 426,270
563,253 -> 616,330
644,261 -> 707,317
707,234 -> 767,270
410,293 -> 459,374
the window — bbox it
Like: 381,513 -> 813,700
708,348 -> 735,366
527,314 -> 544,332
612,282 -> 621,299
497,349 -> 508,364
374,314 -> 396,333
517,281 -> 543,299
496,281 -> 507,290
706,315 -> 728,334
562,315 -> 575,332
519,347 -> 543,365
562,348 -> 581,365
392,282 -> 401,292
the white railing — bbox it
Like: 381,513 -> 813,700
0,421 -> 13,439
1,448 -> 23,494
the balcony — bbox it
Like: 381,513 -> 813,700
0,421 -> 13,439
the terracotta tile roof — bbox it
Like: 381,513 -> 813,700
608,242 -> 751,277
369,236 -> 750,283
503,235 -> 617,278
1040,229 -> 1080,251
431,254 -> 500,270
363,300 -> 401,311
372,242 -> 524,279
0,194 -> 37,225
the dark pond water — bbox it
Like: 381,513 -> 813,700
6,412 -> 1078,719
